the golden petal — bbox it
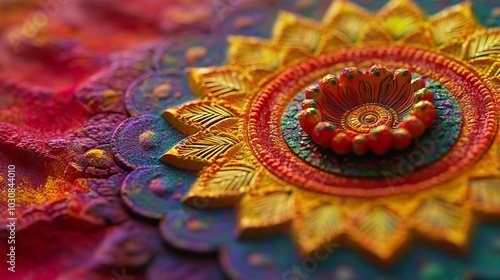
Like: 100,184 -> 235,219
470,177 -> 500,215
293,200 -> 345,256
183,160 -> 259,208
243,68 -> 278,88
358,24 -> 393,44
349,207 -> 408,261
428,2 -> 482,46
237,191 -> 294,238
378,0 -> 424,40
272,11 -> 322,53
322,0 -> 372,43
378,0 -> 424,19
399,26 -> 434,48
280,47 -> 313,67
317,30 -> 351,54
160,119 -> 242,170
163,100 -> 240,136
413,199 -> 471,247
438,40 -> 466,58
186,67 -> 252,100
462,29 -> 500,61
226,36 -> 282,69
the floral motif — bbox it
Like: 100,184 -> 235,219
82,1 -> 500,278
158,0 -> 500,266
299,65 -> 436,155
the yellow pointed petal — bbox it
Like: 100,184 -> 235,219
244,68 -> 278,87
272,11 -> 322,53
438,40 -> 466,58
378,0 -> 424,40
160,119 -> 241,170
359,25 -> 392,44
183,161 -> 259,208
293,198 -> 345,256
280,48 -> 312,66
349,207 -> 408,261
238,191 -> 294,238
317,31 -> 351,53
470,178 -> 500,214
429,2 -> 482,46
463,29 -> 500,61
226,36 -> 282,69
378,0 -> 424,19
162,100 -> 240,136
186,67 -> 252,100
413,199 -> 471,247
400,27 -> 434,48
322,0 -> 372,43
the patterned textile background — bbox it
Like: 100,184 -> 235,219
1,0 -> 500,279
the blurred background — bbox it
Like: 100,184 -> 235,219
0,0 -> 499,91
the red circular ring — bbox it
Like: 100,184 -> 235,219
246,46 -> 498,197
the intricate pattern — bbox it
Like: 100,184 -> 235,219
162,0 -> 500,264
282,78 -> 463,177
298,66 -> 436,155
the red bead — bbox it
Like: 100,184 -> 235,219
398,116 -> 425,138
311,122 -> 338,147
413,88 -> 434,104
302,99 -> 317,109
411,78 -> 425,92
392,128 -> 412,150
305,86 -> 320,99
410,100 -> 436,127
368,125 -> 393,155
352,134 -> 369,156
299,108 -> 322,134
331,132 -> 353,154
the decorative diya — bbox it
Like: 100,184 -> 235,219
299,65 -> 436,155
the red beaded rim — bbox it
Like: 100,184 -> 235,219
246,46 -> 498,197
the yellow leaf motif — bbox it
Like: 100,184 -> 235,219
238,192 -> 293,237
183,163 -> 258,207
163,101 -> 239,135
294,203 -> 344,255
378,0 -> 424,40
429,2 -> 480,46
226,36 -> 282,69
464,30 -> 500,60
413,199 -> 470,246
187,67 -> 251,99
357,207 -> 399,239
161,129 -> 240,170
349,207 -> 407,261
470,178 -> 500,214
272,11 -> 322,53
322,1 -> 372,43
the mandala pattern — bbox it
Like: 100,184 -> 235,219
160,0 -> 500,263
